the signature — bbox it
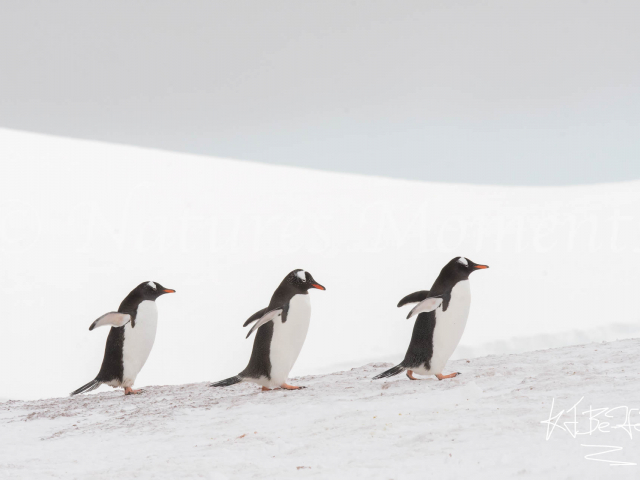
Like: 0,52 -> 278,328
541,397 -> 638,466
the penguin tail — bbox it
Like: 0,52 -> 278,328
210,376 -> 243,388
373,364 -> 406,380
70,379 -> 102,396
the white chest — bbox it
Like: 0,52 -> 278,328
122,300 -> 158,386
424,280 -> 471,374
267,294 -> 311,387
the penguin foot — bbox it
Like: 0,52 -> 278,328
435,372 -> 461,381
261,387 -> 271,392
124,387 -> 144,395
406,370 -> 420,381
280,384 -> 306,390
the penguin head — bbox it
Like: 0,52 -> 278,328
443,257 -> 489,281
287,269 -> 326,293
134,281 -> 176,301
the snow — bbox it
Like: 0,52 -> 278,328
1,128 -> 640,402
2,339 -> 640,479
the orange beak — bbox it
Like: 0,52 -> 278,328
164,288 -> 176,293
311,283 -> 326,291
474,265 -> 489,269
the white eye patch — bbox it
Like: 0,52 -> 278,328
148,281 -> 157,290
457,257 -> 468,267
296,270 -> 306,281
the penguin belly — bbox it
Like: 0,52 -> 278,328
265,294 -> 311,388
121,300 -> 158,387
415,280 -> 471,375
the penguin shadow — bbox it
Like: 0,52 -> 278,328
208,383 -> 311,403
381,374 -> 463,388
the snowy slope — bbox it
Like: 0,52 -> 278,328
2,339 -> 640,479
1,128 -> 639,400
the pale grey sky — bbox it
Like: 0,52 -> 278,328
0,1 -> 639,185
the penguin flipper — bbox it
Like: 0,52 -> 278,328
407,296 -> 443,319
89,312 -> 132,331
70,379 -> 102,396
245,307 -> 283,338
211,376 -> 243,388
243,307 -> 268,327
397,290 -> 430,308
373,364 -> 406,380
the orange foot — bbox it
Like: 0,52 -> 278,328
435,372 -> 461,381
406,370 -> 420,380
124,387 -> 143,395
262,386 -> 271,392
280,383 -> 306,390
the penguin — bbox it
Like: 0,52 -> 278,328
71,281 -> 175,396
212,269 -> 325,391
373,257 -> 488,381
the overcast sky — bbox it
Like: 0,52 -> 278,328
1,1 -> 639,185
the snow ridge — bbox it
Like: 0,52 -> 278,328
2,339 -> 640,479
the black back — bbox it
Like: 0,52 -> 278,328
95,281 -> 172,383
240,269 -> 323,380
402,312 -> 437,369
241,322 -> 275,380
401,257 -> 486,370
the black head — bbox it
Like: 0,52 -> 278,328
283,269 -> 326,294
131,281 -> 176,301
441,257 -> 489,282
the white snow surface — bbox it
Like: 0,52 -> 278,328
2,339 -> 640,479
1,128 -> 640,401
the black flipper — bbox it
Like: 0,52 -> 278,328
70,379 -> 101,396
243,308 -> 268,327
245,306 -> 284,339
373,363 -> 406,380
397,291 -> 430,308
211,376 -> 243,388
88,312 -> 132,331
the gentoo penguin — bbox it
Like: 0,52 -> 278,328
71,281 -> 175,396
212,269 -> 325,391
373,257 -> 488,381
